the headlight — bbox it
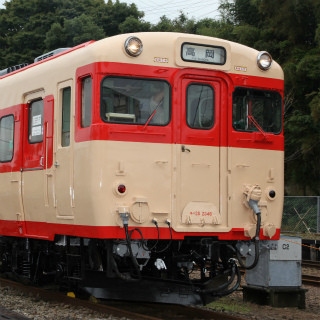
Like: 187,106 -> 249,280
124,36 -> 143,57
257,51 -> 272,70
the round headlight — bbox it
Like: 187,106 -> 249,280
257,51 -> 272,70
124,36 -> 143,57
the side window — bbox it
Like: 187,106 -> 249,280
232,87 -> 282,134
28,99 -> 44,143
81,77 -> 92,128
0,115 -> 14,162
61,87 -> 71,146
186,84 -> 215,129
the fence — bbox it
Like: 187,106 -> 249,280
282,196 -> 320,235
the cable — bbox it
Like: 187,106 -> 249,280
283,238 -> 320,251
129,226 -> 158,252
123,223 -> 141,279
194,259 -> 241,297
236,212 -> 261,270
153,220 -> 173,253
214,262 -> 241,297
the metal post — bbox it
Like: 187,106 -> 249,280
316,196 -> 319,233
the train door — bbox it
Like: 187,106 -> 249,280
22,90 -> 54,236
173,72 -> 222,230
54,80 -> 74,218
0,106 -> 24,236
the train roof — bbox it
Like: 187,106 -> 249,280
0,32 -> 283,106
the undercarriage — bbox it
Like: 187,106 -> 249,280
0,235 -> 241,305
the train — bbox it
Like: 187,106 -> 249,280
0,32 -> 284,305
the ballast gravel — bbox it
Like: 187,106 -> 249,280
0,286 -> 122,320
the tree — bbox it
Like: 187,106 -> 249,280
45,14 -> 105,50
119,16 -> 151,34
0,0 -> 149,69
100,0 -> 147,36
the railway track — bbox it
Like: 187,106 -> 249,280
0,306 -> 30,320
302,260 -> 320,269
302,259 -> 320,286
0,277 -> 247,320
302,274 -> 320,286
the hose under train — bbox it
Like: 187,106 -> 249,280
236,212 -> 261,270
124,223 -> 142,279
195,258 -> 241,297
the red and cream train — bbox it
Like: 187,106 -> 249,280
0,32 -> 284,304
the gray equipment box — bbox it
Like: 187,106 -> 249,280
246,235 -> 302,288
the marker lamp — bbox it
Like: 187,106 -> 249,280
124,36 -> 143,57
257,51 -> 272,70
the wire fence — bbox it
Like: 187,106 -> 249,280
282,196 -> 320,235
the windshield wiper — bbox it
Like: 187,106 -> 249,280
142,98 -> 164,130
247,115 -> 267,137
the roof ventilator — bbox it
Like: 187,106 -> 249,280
0,63 -> 29,76
34,48 -> 70,63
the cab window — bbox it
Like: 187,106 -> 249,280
0,115 -> 14,162
233,87 -> 282,134
100,77 -> 170,126
28,99 -> 43,143
186,84 -> 215,129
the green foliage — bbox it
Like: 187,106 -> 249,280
309,89 -> 320,123
232,25 -> 260,47
153,13 -> 196,33
119,16 -> 151,34
207,296 -> 251,313
0,0 -> 148,68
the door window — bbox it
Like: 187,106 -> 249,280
186,84 -> 215,129
61,87 -> 71,147
28,99 -> 43,143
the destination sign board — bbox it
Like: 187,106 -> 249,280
181,42 -> 226,65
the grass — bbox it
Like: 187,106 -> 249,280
206,296 -> 251,314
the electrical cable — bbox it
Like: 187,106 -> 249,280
194,259 -> 240,296
153,220 -> 173,253
213,262 -> 241,297
236,212 -> 261,270
128,226 -> 158,252
123,223 -> 141,279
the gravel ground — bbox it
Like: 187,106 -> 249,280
206,266 -> 320,320
0,266 -> 318,320
0,286 -> 121,320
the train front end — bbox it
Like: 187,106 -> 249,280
73,33 -> 284,304
0,32 -> 284,305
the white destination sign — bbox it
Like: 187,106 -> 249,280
182,43 -> 226,65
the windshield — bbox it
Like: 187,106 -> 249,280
100,77 -> 170,126
232,87 -> 282,134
